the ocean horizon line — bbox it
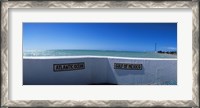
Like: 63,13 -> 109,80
23,49 -> 177,53
23,49 -> 177,58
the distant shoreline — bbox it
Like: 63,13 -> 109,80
157,51 -> 177,55
24,49 -> 177,53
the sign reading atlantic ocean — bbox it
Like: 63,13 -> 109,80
23,23 -> 177,85
53,62 -> 85,72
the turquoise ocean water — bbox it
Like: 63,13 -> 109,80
23,50 -> 177,58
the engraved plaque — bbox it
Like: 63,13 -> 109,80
114,63 -> 142,70
53,62 -> 85,72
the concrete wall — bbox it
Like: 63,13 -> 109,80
23,57 -> 177,85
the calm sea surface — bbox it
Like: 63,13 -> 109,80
23,50 -> 177,58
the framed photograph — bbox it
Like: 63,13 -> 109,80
1,1 -> 199,107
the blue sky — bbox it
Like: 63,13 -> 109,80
23,23 -> 177,52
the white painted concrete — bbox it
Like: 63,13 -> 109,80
23,56 -> 177,85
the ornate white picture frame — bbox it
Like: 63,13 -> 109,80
1,1 -> 199,107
